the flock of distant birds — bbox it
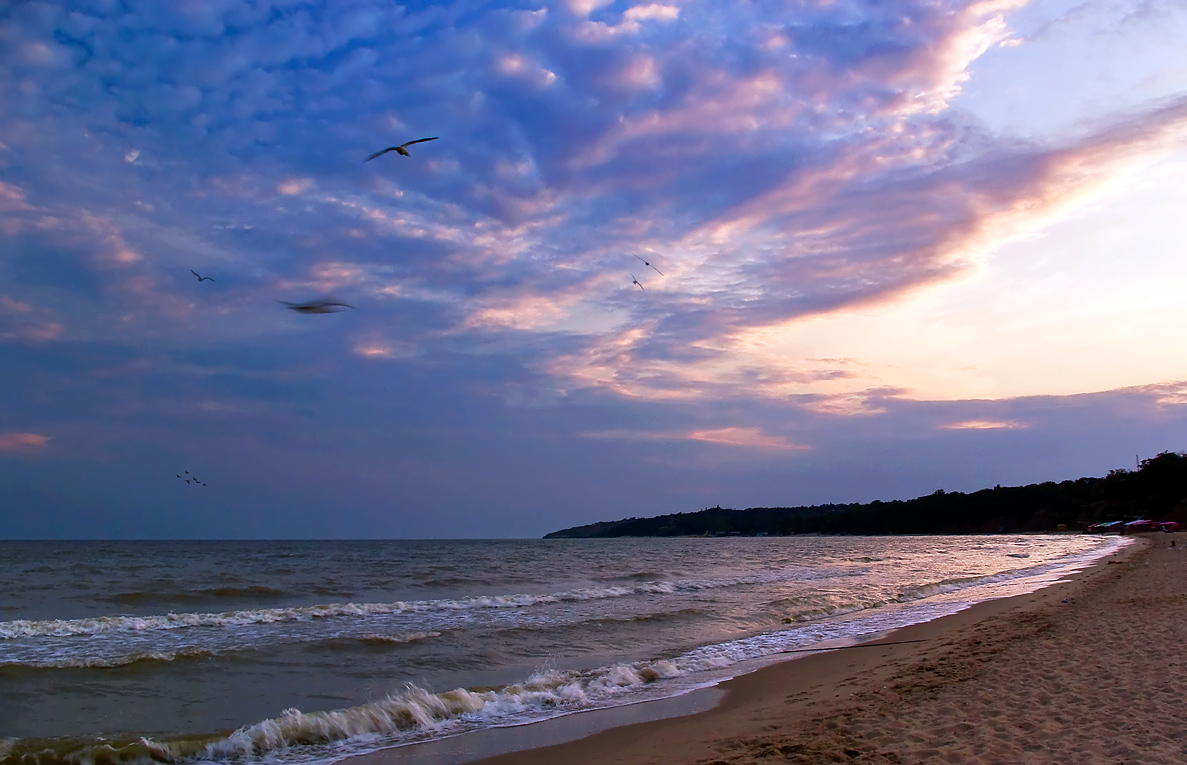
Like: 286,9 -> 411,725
175,471 -> 208,487
177,136 -> 668,483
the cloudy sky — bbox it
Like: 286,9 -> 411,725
1,0 -> 1185,538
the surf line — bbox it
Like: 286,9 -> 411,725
778,638 -> 927,654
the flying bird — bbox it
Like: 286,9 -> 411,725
279,299 -> 355,314
630,274 -> 645,290
191,270 -> 215,282
634,255 -> 663,275
364,137 -> 439,162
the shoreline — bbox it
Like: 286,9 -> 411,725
349,534 -> 1150,765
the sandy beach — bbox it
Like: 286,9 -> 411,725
416,533 -> 1187,764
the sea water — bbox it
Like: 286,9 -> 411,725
0,535 -> 1127,764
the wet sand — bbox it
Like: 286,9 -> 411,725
364,533 -> 1187,765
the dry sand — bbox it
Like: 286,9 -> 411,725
455,533 -> 1187,765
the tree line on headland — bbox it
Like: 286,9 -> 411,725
544,451 -> 1187,538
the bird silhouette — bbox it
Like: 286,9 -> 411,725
191,270 -> 215,282
630,274 -> 645,290
634,255 -> 663,275
364,137 -> 439,162
279,299 -> 355,314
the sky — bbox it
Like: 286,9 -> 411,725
1,0 -> 1185,539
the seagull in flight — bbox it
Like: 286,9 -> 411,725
279,299 -> 355,314
630,274 -> 645,290
364,137 -> 439,162
191,270 -> 215,282
634,255 -> 663,275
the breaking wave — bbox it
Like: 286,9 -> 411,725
0,659 -> 692,765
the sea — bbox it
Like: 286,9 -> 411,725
0,535 -> 1128,765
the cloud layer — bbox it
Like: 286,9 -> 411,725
0,0 -> 1184,536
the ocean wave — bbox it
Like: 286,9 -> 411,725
357,631 -> 442,645
2,632 -> 445,671
0,571 -> 813,640
781,539 -> 1127,624
893,575 -> 990,603
318,631 -> 444,649
0,660 -> 687,765
0,646 -> 223,670
0,733 -> 219,765
782,600 -> 871,623
891,548 -> 1110,604
585,608 -> 706,625
102,586 -> 287,605
204,658 -> 689,760
420,577 -> 483,588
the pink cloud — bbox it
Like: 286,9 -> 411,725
309,261 -> 369,289
0,296 -> 31,313
351,330 -> 417,360
277,177 -> 315,196
623,4 -> 679,24
0,295 -> 65,343
0,432 -> 50,451
570,3 -> 678,41
876,0 -> 1026,115
798,392 -> 894,417
0,179 -> 65,236
687,427 -> 809,450
584,426 -> 808,450
0,180 -> 35,213
609,56 -> 661,91
1125,381 -> 1187,409
495,54 -> 558,88
941,420 -> 1027,430
465,293 -> 574,331
567,0 -> 613,18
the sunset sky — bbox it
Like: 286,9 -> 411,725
1,0 -> 1185,538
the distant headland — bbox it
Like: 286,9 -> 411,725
544,451 -> 1187,538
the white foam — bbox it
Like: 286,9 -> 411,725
197,658 -> 700,763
